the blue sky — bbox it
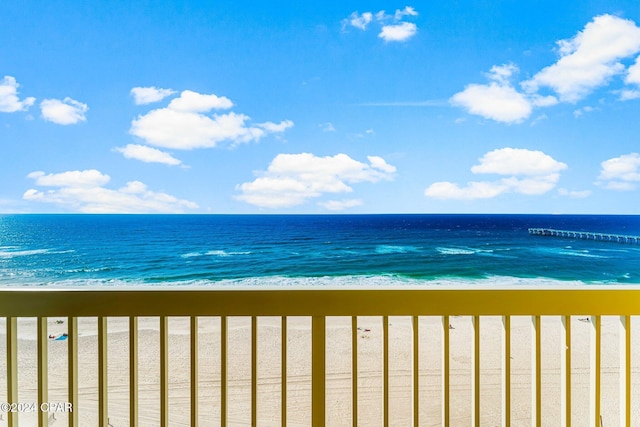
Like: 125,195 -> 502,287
2,1 -> 640,214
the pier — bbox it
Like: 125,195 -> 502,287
528,228 -> 640,244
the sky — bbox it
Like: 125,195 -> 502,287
2,1 -> 640,214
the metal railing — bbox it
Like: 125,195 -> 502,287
1,287 -> 639,426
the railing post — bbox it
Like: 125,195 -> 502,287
190,316 -> 198,427
589,316 -> 601,427
502,316 -> 510,427
129,316 -> 138,427
68,316 -> 79,427
383,315 -> 389,427
472,316 -> 480,427
221,316 -> 227,427
37,316 -> 48,427
160,316 -> 168,427
412,315 -> 419,427
560,316 -> 571,427
531,316 -> 541,427
352,316 -> 358,427
619,316 -> 630,427
251,316 -> 257,426
282,316 -> 288,426
98,316 -> 108,427
312,316 -> 326,427
442,315 -> 450,426
6,317 -> 18,427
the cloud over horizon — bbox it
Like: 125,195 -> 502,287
596,152 -> 640,191
24,169 -> 198,213
235,153 -> 396,208
425,148 -> 567,200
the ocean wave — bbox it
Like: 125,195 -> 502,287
0,248 -> 75,259
63,266 -> 114,274
539,247 -> 608,259
181,250 -> 251,258
590,248 -> 629,253
4,274 -> 632,288
436,247 -> 477,255
181,252 -> 201,258
0,248 -> 52,258
206,250 -> 251,257
375,245 -> 421,254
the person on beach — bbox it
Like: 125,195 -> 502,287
48,333 -> 68,340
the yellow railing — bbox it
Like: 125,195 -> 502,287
1,287 -> 639,426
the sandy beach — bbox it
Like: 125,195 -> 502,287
1,315 -> 639,426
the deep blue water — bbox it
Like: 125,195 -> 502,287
1,214 -> 639,286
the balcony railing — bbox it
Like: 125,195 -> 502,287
1,287 -> 639,426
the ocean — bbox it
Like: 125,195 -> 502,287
1,214 -> 639,287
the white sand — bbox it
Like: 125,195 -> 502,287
1,315 -> 639,426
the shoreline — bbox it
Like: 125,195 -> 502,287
3,278 -> 640,289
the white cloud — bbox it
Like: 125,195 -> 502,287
0,76 -> 35,113
167,90 -> 233,112
626,56 -> 640,84
343,6 -> 418,42
379,22 -> 417,42
24,169 -> 198,213
453,15 -> 640,121
530,95 -> 559,107
558,188 -> 592,198
450,80 -> 532,123
130,90 -> 292,150
425,148 -> 566,200
619,89 -> 640,100
130,86 -> 176,105
318,199 -> 363,211
485,64 -> 518,84
471,147 -> 568,176
621,56 -> 640,100
320,122 -> 336,132
258,120 -> 294,133
394,6 -> 418,20
573,106 -> 595,117
235,153 -> 395,208
500,175 -> 561,195
451,65 -> 533,123
596,153 -> 640,190
367,155 -> 396,173
598,181 -> 636,191
345,11 -> 373,30
425,176 -> 561,200
40,97 -> 88,125
425,180 -> 507,200
530,114 -> 548,126
27,170 -> 110,187
523,14 -> 640,102
115,144 -> 182,166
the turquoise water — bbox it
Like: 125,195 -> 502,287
1,214 -> 639,286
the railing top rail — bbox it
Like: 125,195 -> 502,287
2,287 -> 640,317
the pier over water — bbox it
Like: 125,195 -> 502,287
529,228 -> 640,244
